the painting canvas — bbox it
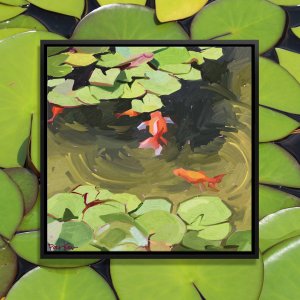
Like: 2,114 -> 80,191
41,41 -> 258,258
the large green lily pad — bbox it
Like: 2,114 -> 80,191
259,207 -> 300,252
72,5 -> 188,40
0,28 -> 28,39
97,0 -> 146,5
259,57 -> 300,114
0,14 -> 47,31
0,0 -> 28,5
259,106 -> 299,142
259,185 -> 299,220
0,31 -> 64,170
0,237 -> 17,297
260,236 -> 300,300
0,4 -> 26,22
268,0 -> 300,5
259,143 -> 300,188
6,267 -> 116,300
190,0 -> 285,53
11,231 -> 99,267
0,170 -> 23,239
111,257 -> 263,300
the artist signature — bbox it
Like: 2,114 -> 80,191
48,243 -> 78,251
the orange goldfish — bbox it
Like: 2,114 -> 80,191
48,105 -> 64,124
115,109 -> 140,119
173,168 -> 225,191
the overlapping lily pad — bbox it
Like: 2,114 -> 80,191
226,230 -> 252,251
0,4 -> 26,22
131,94 -> 163,113
0,14 -> 47,31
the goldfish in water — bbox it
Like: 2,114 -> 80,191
173,168 -> 225,191
48,105 -> 64,124
115,109 -> 140,119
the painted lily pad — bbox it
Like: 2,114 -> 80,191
89,68 -> 120,87
131,198 -> 172,217
0,170 -> 23,239
27,0 -> 85,18
259,106 -> 299,142
276,48 -> 300,82
0,4 -> 26,22
72,5 -> 188,40
111,256 -> 263,300
0,14 -> 47,31
97,0 -> 146,5
259,207 -> 300,252
200,47 -> 223,60
153,47 -> 190,66
65,52 -> 97,67
6,267 -> 116,300
122,81 -> 145,98
0,31 -> 64,169
190,0 -> 285,53
260,236 -> 300,300
259,57 -> 300,114
197,222 -> 231,240
182,231 -> 221,250
156,0 -> 208,22
4,168 -> 39,214
226,230 -> 252,251
259,185 -> 299,220
0,237 -> 17,298
90,82 -> 125,100
131,94 -> 163,113
47,53 -> 73,77
176,67 -> 202,80
259,143 -> 300,188
11,231 -> 99,267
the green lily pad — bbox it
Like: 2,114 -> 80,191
135,211 -> 186,244
48,78 -> 65,87
190,0 -> 285,53
6,267 -> 116,300
107,192 -> 141,212
97,0 -> 146,5
0,4 -> 26,22
75,46 -> 109,54
259,185 -> 299,220
0,31 -> 64,169
89,68 -> 120,87
197,222 -> 231,240
259,143 -> 300,188
0,14 -> 47,31
65,52 -> 97,67
0,170 -> 23,239
11,231 -> 99,267
131,94 -> 163,113
122,81 -> 145,98
160,63 -> 191,75
268,0 -> 300,5
177,196 -> 232,225
176,67 -> 202,80
118,63 -> 153,82
48,192 -> 85,219
131,198 -> 172,217
156,0 -> 208,22
72,5 -> 188,40
115,46 -> 165,58
91,82 -> 125,100
260,236 -> 300,300
259,207 -> 300,252
0,237 -> 17,297
259,106 -> 299,142
0,0 -> 28,5
47,46 -> 69,57
111,256 -> 263,300
4,167 -> 38,214
27,0 -> 85,18
182,231 -> 221,250
259,57 -> 300,114
291,26 -> 300,38
0,28 -> 28,39
200,47 -> 223,60
18,192 -> 40,231
47,53 -> 73,77
97,52 -> 127,68
153,47 -> 190,66
226,230 -> 252,251
276,48 -> 300,83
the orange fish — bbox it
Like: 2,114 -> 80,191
48,105 -> 64,124
115,109 -> 140,119
173,168 -> 225,191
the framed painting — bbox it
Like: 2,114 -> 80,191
40,40 -> 258,258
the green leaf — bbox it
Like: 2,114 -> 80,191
259,143 -> 300,188
47,46 -> 68,57
259,185 -> 299,220
260,236 -> 300,300
27,0 -> 85,18
197,222 -> 231,240
0,170 -> 23,239
135,211 -> 186,244
176,67 -> 202,80
131,94 -> 163,113
97,52 -> 127,68
115,46 -> 165,58
268,0 -> 300,5
89,68 -> 120,87
111,257 -> 263,300
138,70 -> 181,95
0,237 -> 17,297
131,198 -> 172,217
0,28 -> 28,39
159,63 -> 191,75
6,267 -> 116,300
47,53 -> 73,77
226,230 -> 252,251
48,193 -> 85,219
91,82 -> 125,100
107,193 -> 142,212
72,5 -> 188,40
200,47 -> 223,60
153,47 -> 190,66
260,207 -> 300,252
182,231 -> 221,250
156,0 -> 208,22
276,48 -> 300,83
0,14 -> 47,31
118,63 -> 153,82
291,26 -> 300,38
0,4 -> 26,22
177,196 -> 232,225
0,0 -> 28,5
65,52 -> 97,67
259,57 -> 300,114
48,78 -> 65,87
121,81 -> 146,98
75,46 -> 109,54
11,231 -> 99,267
259,106 -> 299,142
4,167 -> 38,214
187,50 -> 204,64
190,0 -> 286,53
97,0 -> 146,5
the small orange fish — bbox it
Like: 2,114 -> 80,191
48,105 -> 64,124
173,168 -> 225,191
115,109 -> 140,119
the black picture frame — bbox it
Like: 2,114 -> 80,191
40,40 -> 259,259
